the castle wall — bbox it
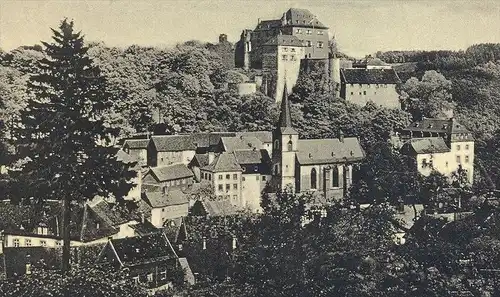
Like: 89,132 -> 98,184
343,83 -> 401,109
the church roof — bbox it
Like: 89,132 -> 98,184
277,84 -> 298,135
340,68 -> 401,84
296,138 -> 365,165
202,152 -> 243,173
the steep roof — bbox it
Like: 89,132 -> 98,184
104,232 -> 177,266
255,19 -> 282,31
341,68 -> 401,84
284,8 -> 328,29
234,149 -> 268,165
401,137 -> 450,154
202,152 -> 243,172
403,118 -> 472,137
147,163 -> 194,182
190,154 -> 210,168
143,189 -> 189,208
220,136 -> 263,152
237,131 -> 273,143
296,138 -> 365,165
150,135 -> 197,152
123,139 -> 149,149
263,35 -> 305,47
277,84 -> 298,135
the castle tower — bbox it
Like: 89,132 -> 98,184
272,83 -> 298,192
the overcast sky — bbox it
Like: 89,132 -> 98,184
1,0 -> 500,57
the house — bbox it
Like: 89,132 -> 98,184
271,88 -> 365,201
116,149 -> 144,201
340,68 -> 402,109
190,199 -> 241,217
123,139 -> 150,166
147,135 -> 197,167
399,117 -> 475,184
139,188 -> 190,227
97,232 -> 184,293
237,131 -> 273,156
142,163 -> 194,190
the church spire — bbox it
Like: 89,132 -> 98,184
279,82 -> 292,128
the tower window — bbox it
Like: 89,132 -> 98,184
287,140 -> 293,151
310,168 -> 317,189
274,140 -> 279,150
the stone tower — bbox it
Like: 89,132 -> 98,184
272,83 -> 299,192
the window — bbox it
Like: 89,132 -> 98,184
233,174 -> 238,180
350,92 -> 354,95
133,276 -> 140,284
317,41 -> 324,48
283,47 -> 288,52
465,155 -> 470,163
218,175 -> 223,180
291,48 -> 296,52
307,41 -> 312,47
56,241 -> 62,246
25,239 -> 32,247
274,140 -> 279,149
147,273 -> 153,282
359,92 -> 362,95
422,158 -> 428,168
363,91 -> 367,95
456,155 -> 461,163
233,184 -> 238,190
296,28 -> 302,34
226,184 -> 230,191
262,176 -> 266,181
274,164 -> 279,174
332,167 -> 339,188
457,145 -> 461,150
282,55 -> 288,61
242,177 -> 246,181
256,176 -> 260,181
287,140 -> 293,151
465,144 -> 469,150
306,29 -> 312,35
310,168 -> 317,189
233,195 -> 238,200
291,55 -> 297,61
26,264 -> 32,275
317,30 -> 324,35
208,174 -> 211,181
13,238 -> 20,247
162,208 -> 165,212
160,270 -> 167,280
218,184 -> 223,191
40,240 -> 47,247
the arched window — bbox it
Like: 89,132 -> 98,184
274,140 -> 279,150
332,166 -> 339,188
287,140 -> 293,151
310,168 -> 317,189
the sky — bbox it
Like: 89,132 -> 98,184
1,0 -> 500,57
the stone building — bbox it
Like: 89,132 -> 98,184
399,117 -> 475,184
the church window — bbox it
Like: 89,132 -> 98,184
310,168 -> 317,189
287,140 -> 293,151
332,167 -> 339,188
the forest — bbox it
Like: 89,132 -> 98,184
2,19 -> 500,297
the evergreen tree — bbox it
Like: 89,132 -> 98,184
12,19 -> 136,273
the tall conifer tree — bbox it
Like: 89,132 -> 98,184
13,19 -> 135,273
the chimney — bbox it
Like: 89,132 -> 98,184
338,129 -> 344,143
232,236 -> 237,250
202,237 -> 207,250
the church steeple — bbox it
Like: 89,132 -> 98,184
278,82 -> 297,134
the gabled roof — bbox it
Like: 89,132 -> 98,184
277,84 -> 298,135
234,149 -> 268,165
284,8 -> 328,29
255,19 -> 282,31
123,139 -> 150,149
220,136 -> 262,152
190,154 -> 210,168
237,131 -> 273,143
403,118 -> 472,136
102,232 -> 178,267
193,200 -> 241,217
296,138 -> 365,165
263,35 -> 305,47
202,152 -> 243,173
401,137 -> 450,154
341,68 -> 401,84
147,163 -> 194,182
143,188 -> 190,209
150,135 -> 197,152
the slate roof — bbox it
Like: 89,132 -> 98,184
89,198 -> 133,227
296,138 -> 365,165
150,135 -> 197,152
341,68 -> 401,84
190,154 -> 210,167
104,232 -> 177,266
143,189 -> 190,209
200,200 -> 240,217
147,163 -> 194,182
220,136 -> 263,152
202,152 -> 243,173
234,149 -> 268,165
255,19 -> 282,30
403,118 -> 472,136
284,8 -> 328,29
401,137 -> 450,154
190,132 -> 237,148
237,131 -> 273,143
263,35 -> 305,47
123,139 -> 149,149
